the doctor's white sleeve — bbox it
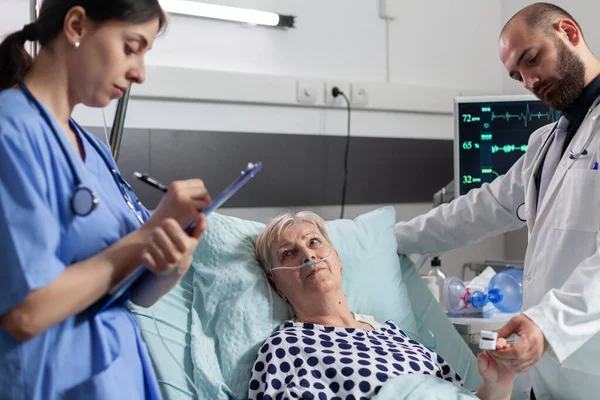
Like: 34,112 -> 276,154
395,154 -> 527,256
525,236 -> 600,367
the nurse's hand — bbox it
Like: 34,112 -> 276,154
490,314 -> 549,373
148,179 -> 211,229
140,214 -> 207,277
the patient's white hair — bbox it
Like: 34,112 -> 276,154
256,210 -> 332,274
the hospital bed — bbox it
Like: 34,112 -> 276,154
130,207 -> 482,399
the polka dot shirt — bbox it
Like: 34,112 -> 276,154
248,318 -> 463,400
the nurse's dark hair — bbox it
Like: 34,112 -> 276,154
0,0 -> 167,91
501,3 -> 584,39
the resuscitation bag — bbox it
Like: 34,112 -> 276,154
442,268 -> 524,314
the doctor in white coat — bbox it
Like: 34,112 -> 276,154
395,3 -> 600,400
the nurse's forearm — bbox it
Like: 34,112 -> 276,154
0,227 -> 152,342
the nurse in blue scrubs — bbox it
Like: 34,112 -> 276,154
0,1 -> 212,399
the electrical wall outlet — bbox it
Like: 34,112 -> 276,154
324,81 -> 350,106
296,80 -> 319,105
350,84 -> 368,106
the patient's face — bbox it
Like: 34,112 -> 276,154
269,222 -> 343,303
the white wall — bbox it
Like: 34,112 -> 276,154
0,0 -> 28,38
149,0 -> 387,81
388,0 -> 505,93
149,0 -> 505,93
500,0 -> 600,95
0,0 -> 510,279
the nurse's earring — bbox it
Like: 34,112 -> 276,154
73,41 -> 80,50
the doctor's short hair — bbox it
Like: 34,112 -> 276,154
502,3 -> 584,39
255,210 -> 332,275
0,0 -> 168,91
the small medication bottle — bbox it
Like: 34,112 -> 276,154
479,330 -> 498,350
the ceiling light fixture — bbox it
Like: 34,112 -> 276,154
159,0 -> 295,28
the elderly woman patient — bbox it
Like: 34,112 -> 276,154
248,211 -> 516,400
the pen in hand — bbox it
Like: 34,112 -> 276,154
134,172 -> 198,233
134,172 -> 168,192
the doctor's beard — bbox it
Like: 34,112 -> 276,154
536,37 -> 586,111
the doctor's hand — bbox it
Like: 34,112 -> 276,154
147,179 -> 211,229
141,214 -> 207,277
490,314 -> 549,374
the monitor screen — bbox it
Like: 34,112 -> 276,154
454,95 -> 560,196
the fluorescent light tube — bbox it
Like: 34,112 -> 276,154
159,0 -> 289,27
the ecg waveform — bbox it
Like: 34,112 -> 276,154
491,144 -> 528,154
490,104 -> 560,127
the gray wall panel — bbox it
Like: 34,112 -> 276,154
87,127 -> 153,203
148,129 -> 337,209
346,137 -> 452,204
88,128 -> 453,209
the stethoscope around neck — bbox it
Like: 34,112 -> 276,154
566,96 -> 600,160
18,80 -> 149,224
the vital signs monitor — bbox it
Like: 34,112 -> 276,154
454,95 -> 560,196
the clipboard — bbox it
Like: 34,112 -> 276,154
92,162 -> 263,313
